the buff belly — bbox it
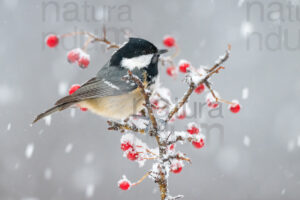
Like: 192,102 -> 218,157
78,88 -> 144,120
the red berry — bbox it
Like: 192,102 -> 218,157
229,102 -> 241,113
195,84 -> 205,94
46,34 -> 59,48
119,180 -> 131,190
78,55 -> 90,69
177,111 -> 186,120
127,150 -> 139,161
67,49 -> 80,63
169,117 -> 175,122
171,162 -> 182,174
192,138 -> 205,149
187,126 -> 199,135
69,84 -> 81,95
121,142 -> 132,151
166,66 -> 177,77
207,99 -> 219,109
163,36 -> 176,47
151,99 -> 159,109
80,107 -> 88,112
169,144 -> 175,151
179,60 -> 190,73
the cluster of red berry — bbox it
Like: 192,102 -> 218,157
187,123 -> 205,149
121,140 -> 139,161
162,36 -> 241,114
120,134 -> 148,163
46,35 -> 90,68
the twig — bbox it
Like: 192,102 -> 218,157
132,171 -> 151,186
208,44 -> 231,73
60,26 -> 120,50
163,154 -> 191,164
204,81 -> 234,105
107,121 -> 145,134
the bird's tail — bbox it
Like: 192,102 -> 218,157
32,102 -> 76,124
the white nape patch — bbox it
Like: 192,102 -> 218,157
103,80 -> 120,90
121,54 -> 153,70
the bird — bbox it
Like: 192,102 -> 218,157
33,38 -> 167,123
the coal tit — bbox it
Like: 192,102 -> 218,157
33,38 -> 167,123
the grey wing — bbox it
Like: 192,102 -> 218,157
55,66 -> 138,106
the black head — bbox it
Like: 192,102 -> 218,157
109,38 -> 167,84
109,38 -> 166,67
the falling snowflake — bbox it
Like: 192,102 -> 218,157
243,136 -> 251,147
65,143 -> 73,153
25,143 -> 34,159
44,168 -> 53,180
242,87 -> 249,99
85,184 -> 95,198
44,115 -> 52,126
241,21 -> 253,38
7,123 -> 11,131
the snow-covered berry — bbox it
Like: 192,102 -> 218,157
195,84 -> 205,94
78,54 -> 90,69
229,100 -> 241,113
187,123 -> 199,135
151,99 -> 159,110
178,60 -> 190,73
177,111 -> 186,120
127,150 -> 139,161
192,138 -> 205,149
163,36 -> 176,47
171,161 -> 183,174
121,142 -> 133,151
166,66 -> 177,77
46,34 -> 59,48
69,84 -> 81,95
207,99 -> 219,109
169,144 -> 175,151
206,92 -> 219,109
67,49 -> 80,63
118,177 -> 131,191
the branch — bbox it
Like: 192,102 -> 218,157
107,121 -> 145,134
208,44 -> 231,73
166,45 -> 231,122
204,81 -> 234,105
163,154 -> 191,164
123,71 -> 158,134
132,171 -> 151,186
60,26 -> 120,50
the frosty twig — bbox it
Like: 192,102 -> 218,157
107,121 -> 145,134
60,26 -> 120,50
166,45 -> 231,122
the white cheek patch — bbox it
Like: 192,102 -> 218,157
121,54 -> 153,70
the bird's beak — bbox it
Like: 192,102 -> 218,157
158,49 -> 168,55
